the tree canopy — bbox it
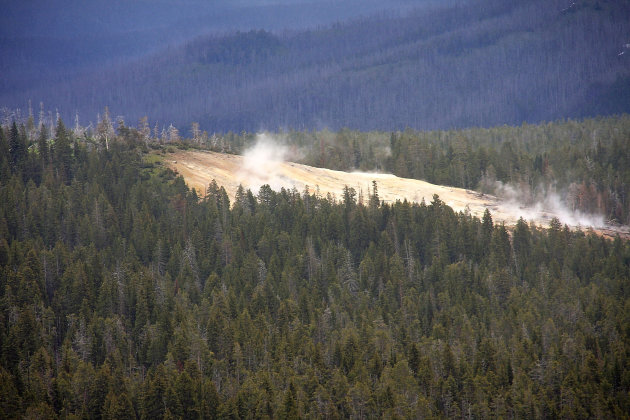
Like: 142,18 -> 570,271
1,116 -> 629,418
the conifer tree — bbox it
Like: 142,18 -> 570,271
8,121 -> 26,173
53,118 -> 73,182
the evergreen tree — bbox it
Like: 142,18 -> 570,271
8,121 -> 26,173
53,118 -> 73,182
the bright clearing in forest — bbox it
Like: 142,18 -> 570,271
167,147 -> 630,239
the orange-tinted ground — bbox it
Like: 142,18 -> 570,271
168,149 -> 629,237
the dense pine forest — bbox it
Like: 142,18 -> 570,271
1,116 -> 630,418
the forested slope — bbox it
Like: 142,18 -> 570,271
0,0 -> 421,98
1,118 -> 630,418
4,0 -> 629,133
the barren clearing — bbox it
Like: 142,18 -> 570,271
168,149 -> 629,237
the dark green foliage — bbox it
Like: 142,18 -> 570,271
8,121 -> 27,174
53,119 -> 74,182
0,367 -> 21,418
1,119 -> 630,418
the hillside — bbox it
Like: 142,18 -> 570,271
2,123 -> 630,418
3,0 -> 629,133
0,0 -> 422,98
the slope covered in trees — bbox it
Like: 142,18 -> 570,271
1,117 -> 630,418
3,0 -> 629,133
0,0 -> 423,99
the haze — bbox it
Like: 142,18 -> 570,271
2,0 -> 628,133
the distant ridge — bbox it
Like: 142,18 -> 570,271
2,0 -> 629,133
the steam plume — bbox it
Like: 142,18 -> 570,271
493,181 -> 605,229
237,133 -> 293,192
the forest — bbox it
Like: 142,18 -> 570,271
2,0 -> 630,133
1,114 -> 630,418
0,0 -> 421,99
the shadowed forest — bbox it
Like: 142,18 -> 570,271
2,0 -> 629,133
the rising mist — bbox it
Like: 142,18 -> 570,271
492,181 -> 605,229
237,133 -> 294,193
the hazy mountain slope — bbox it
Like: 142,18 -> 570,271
0,0 -> 425,101
2,0 -> 629,132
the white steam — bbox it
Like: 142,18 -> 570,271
493,181 -> 605,229
237,133 -> 294,192
236,134 -> 607,231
